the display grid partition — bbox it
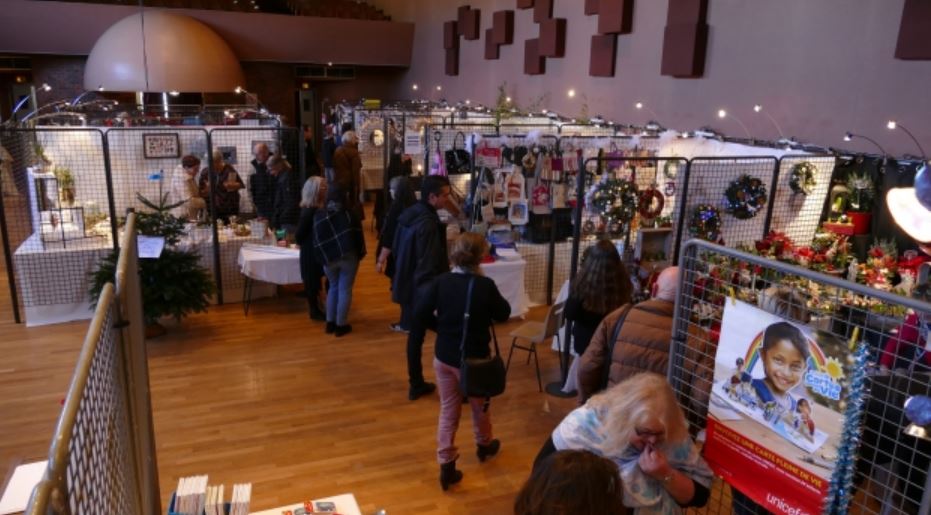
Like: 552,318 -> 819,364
670,239 -> 931,515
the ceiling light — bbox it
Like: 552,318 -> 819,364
169,90 -> 180,96
717,109 -> 727,119
40,83 -> 51,92
505,96 -> 511,103
436,85 -> 442,91
887,120 -> 927,159
412,84 -> 419,91
753,104 -> 762,113
843,133 -> 852,142
567,89 -> 576,98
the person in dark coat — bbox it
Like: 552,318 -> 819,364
249,142 -> 274,220
295,176 -> 327,321
322,124 -> 337,179
391,175 -> 452,400
268,155 -> 301,234
199,149 -> 244,223
415,232 -> 511,490
329,130 -> 363,220
303,125 -> 321,177
313,197 -> 366,337
376,176 -> 417,332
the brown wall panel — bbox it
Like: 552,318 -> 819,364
589,34 -> 617,77
485,28 -> 500,59
457,5 -> 471,35
492,10 -> 515,45
517,0 -> 534,9
534,0 -> 554,23
444,20 -> 459,49
895,0 -> 931,60
660,23 -> 708,78
445,47 -> 460,76
524,38 -> 545,75
666,0 -> 709,25
463,9 -> 481,40
598,0 -> 635,35
585,0 -> 601,16
539,18 -> 567,58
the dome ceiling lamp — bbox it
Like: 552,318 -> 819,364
83,10 -> 244,93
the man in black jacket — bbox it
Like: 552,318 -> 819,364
392,175 -> 452,400
249,142 -> 274,220
269,155 -> 301,234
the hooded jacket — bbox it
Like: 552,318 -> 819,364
390,201 -> 449,306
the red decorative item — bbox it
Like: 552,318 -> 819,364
638,188 -> 664,219
847,211 -> 872,234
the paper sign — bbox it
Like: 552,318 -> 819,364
137,236 -> 166,259
0,461 -> 48,515
404,132 -> 423,156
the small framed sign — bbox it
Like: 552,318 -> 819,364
143,133 -> 181,159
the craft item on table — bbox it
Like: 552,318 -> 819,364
509,199 -> 529,225
663,160 -> 679,180
506,167 -> 526,202
665,181 -> 676,196
789,161 -> 818,195
562,143 -> 578,173
493,168 -> 510,208
589,177 -> 639,224
531,183 -> 552,215
638,186 -> 665,220
521,151 -> 536,174
538,153 -> 553,181
689,204 -> 722,241
905,396 -> 931,426
723,174 -> 767,220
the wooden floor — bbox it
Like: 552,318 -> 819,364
0,204 -> 578,514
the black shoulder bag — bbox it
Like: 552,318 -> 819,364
459,276 -> 507,401
445,132 -> 471,175
601,304 -> 635,391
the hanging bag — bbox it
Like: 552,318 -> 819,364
444,132 -> 471,175
459,276 -> 507,399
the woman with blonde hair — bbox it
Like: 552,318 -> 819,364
415,232 -> 511,490
535,373 -> 712,514
295,177 -> 327,321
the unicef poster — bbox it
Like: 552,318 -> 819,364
704,300 -> 848,515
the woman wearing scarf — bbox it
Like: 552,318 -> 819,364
536,373 -> 712,514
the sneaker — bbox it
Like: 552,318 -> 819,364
390,322 -> 410,333
408,382 -> 436,401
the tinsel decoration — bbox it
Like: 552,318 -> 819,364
789,162 -> 818,195
723,174 -> 768,219
689,204 -> 722,241
822,341 -> 871,515
589,178 -> 639,224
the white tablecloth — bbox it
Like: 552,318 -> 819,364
249,493 -> 362,515
481,258 -> 530,318
237,245 -> 302,285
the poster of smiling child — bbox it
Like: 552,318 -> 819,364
704,300 -> 848,515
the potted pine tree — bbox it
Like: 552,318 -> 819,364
89,192 -> 215,337
845,172 -> 874,235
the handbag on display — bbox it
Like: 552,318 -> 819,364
493,168 -> 510,208
532,183 -> 552,215
444,132 -> 471,175
506,167 -> 525,203
459,276 -> 507,399
430,147 -> 447,176
550,182 -> 568,209
562,143 -> 578,174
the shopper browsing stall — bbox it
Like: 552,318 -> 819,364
329,130 -> 363,220
268,155 -> 301,234
392,175 -> 452,401
249,142 -> 274,220
200,149 -> 244,223
514,450 -> 628,515
376,176 -> 418,332
295,176 -> 327,322
416,232 -> 511,491
171,155 -> 206,221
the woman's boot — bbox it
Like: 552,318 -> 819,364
439,460 -> 463,491
476,439 -> 500,462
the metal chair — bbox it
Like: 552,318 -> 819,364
506,301 -> 565,392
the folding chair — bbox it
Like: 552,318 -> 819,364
506,301 -> 565,392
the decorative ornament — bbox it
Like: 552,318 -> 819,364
723,174 -> 768,220
638,187 -> 665,220
823,342 -> 870,515
789,161 -> 818,195
663,160 -> 679,180
590,178 -> 639,224
689,204 -> 722,241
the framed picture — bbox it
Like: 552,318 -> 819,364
251,140 -> 279,156
218,146 -> 238,165
143,133 -> 181,159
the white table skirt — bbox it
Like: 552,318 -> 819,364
481,258 -> 530,318
237,244 -> 302,285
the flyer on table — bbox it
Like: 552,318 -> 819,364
704,300 -> 847,515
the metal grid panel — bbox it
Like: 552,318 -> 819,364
670,240 -> 931,515
208,127 -> 301,299
677,157 -> 778,251
769,155 -> 836,244
65,298 -> 142,514
1,129 -> 114,322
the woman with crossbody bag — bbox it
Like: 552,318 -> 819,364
415,233 -> 511,490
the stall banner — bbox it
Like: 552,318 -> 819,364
704,300 -> 848,515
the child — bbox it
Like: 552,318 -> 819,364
751,322 -> 810,413
794,398 -> 816,440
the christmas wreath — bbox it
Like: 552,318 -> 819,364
638,187 -> 665,219
590,178 -> 639,223
789,162 -> 817,195
723,174 -> 767,220
689,204 -> 722,241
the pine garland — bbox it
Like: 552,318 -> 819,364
823,341 -> 871,514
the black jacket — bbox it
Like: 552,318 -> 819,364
322,137 -> 337,169
390,201 -> 449,305
250,159 -> 274,219
295,207 -> 322,284
416,272 -> 511,368
272,170 -> 301,229
565,295 -> 610,356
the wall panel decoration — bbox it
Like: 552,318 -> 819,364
524,38 -> 545,75
445,46 -> 460,75
485,28 -> 500,59
539,18 -> 567,58
597,0 -> 635,35
895,0 -> 931,60
534,0 -> 554,23
590,34 -> 617,77
585,0 -> 600,16
517,0 -> 534,9
660,0 -> 709,78
492,10 -> 515,45
444,20 -> 458,49
460,7 -> 481,40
